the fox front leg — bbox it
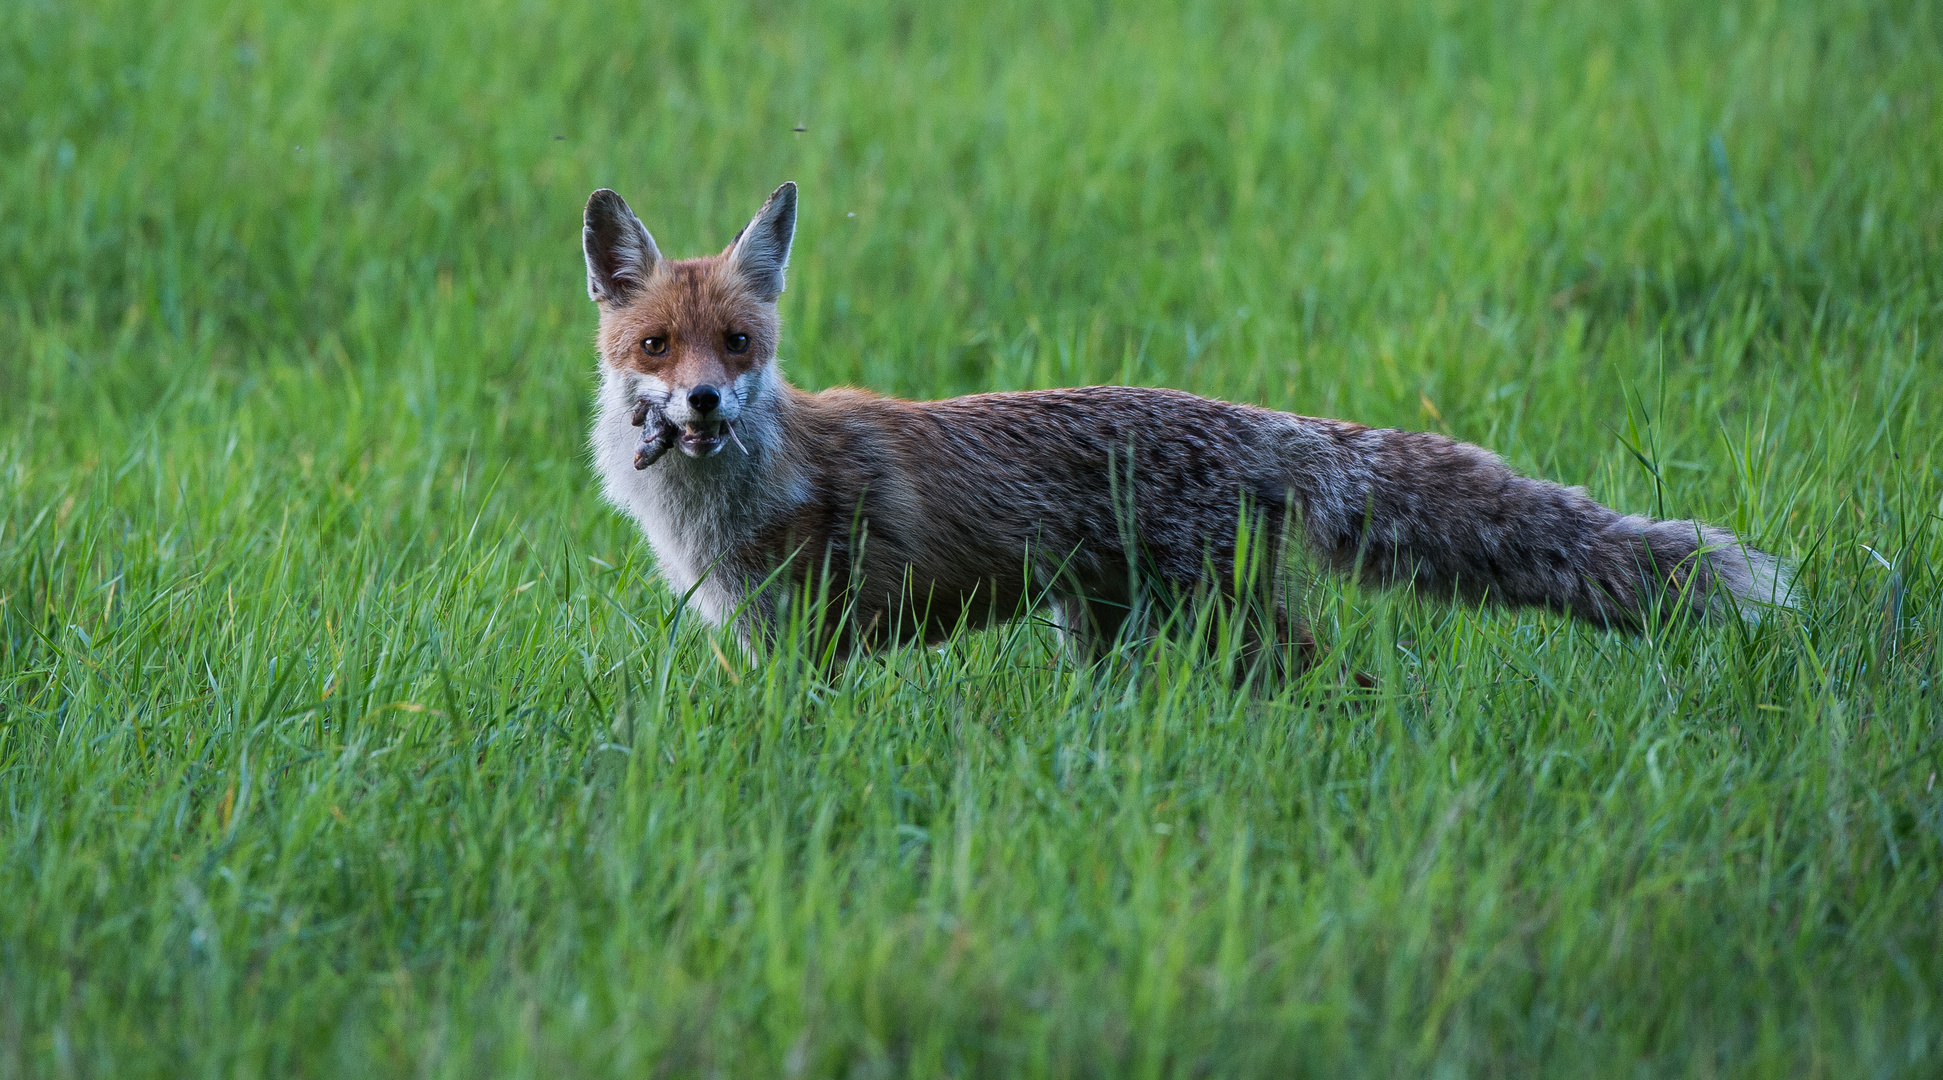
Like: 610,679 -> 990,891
630,396 -> 678,469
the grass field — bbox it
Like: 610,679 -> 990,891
4,0 -> 1941,1075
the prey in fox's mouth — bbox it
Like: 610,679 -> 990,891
629,396 -> 745,468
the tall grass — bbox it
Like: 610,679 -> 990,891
2,0 -> 1939,1074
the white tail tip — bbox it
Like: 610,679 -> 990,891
1710,542 -> 1799,623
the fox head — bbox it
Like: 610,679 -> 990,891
583,183 -> 797,458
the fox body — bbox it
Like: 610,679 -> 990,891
585,183 -> 1793,668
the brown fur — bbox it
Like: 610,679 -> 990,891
585,185 -> 1795,677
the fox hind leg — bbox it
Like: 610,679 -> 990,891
1048,589 -> 1134,665
1209,576 -> 1318,685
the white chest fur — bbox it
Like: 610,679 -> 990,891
588,367 -> 796,629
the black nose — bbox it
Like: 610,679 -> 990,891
687,385 -> 721,414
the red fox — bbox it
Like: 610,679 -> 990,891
584,182 -> 1794,673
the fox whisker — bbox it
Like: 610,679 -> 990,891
726,421 -> 749,455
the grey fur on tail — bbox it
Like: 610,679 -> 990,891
1277,421 -> 1797,630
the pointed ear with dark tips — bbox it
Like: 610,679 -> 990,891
724,182 -> 797,302
583,189 -> 661,303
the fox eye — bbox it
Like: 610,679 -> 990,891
641,337 -> 668,356
724,332 -> 750,354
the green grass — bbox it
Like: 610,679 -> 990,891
3,0 -> 1940,1074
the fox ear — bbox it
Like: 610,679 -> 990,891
724,182 -> 797,302
583,189 -> 661,303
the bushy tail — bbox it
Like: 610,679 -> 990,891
1280,421 -> 1796,629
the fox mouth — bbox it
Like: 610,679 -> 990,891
677,420 -> 748,458
676,422 -> 725,457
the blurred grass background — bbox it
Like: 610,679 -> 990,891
2,0 -> 1940,1075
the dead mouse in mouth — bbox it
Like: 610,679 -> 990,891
629,397 -> 678,469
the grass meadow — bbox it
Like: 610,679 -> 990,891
4,0 -> 1941,1075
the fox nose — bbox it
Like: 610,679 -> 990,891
687,384 -> 721,415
